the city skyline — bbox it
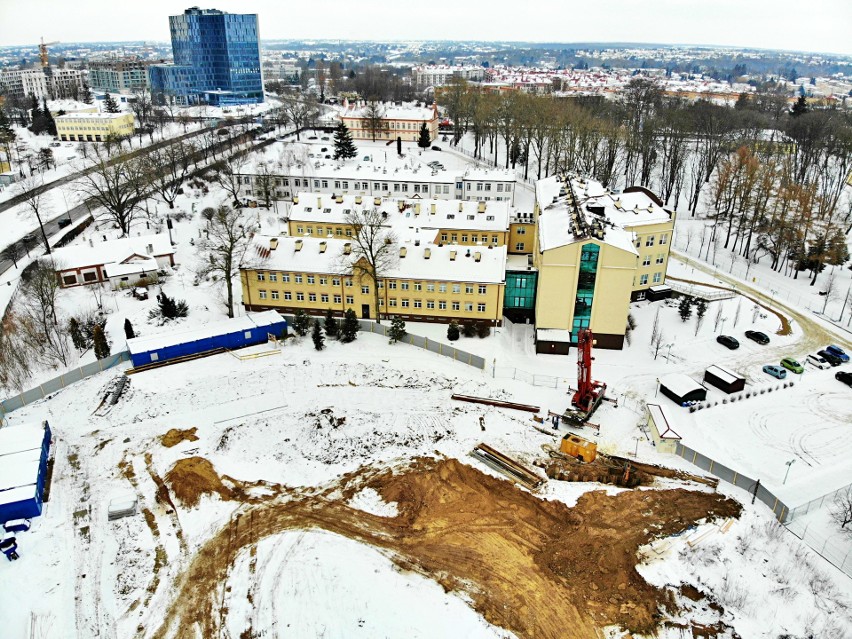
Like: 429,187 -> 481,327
0,0 -> 851,57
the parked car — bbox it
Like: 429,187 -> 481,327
57,217 -> 72,228
716,335 -> 739,350
780,357 -> 804,374
307,135 -> 318,140
806,353 -> 831,370
321,136 -> 330,141
824,345 -> 850,362
817,349 -> 843,366
745,330 -> 769,345
320,147 -> 328,152
762,365 -> 787,380
49,141 -> 61,147
431,145 -> 442,151
836,371 -> 852,387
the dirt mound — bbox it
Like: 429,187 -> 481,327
165,457 -> 234,508
160,427 -> 200,448
153,457 -> 741,639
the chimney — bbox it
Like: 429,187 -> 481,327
474,251 -> 481,262
415,203 -> 421,215
424,248 -> 431,259
319,241 -> 327,253
295,239 -> 303,251
477,201 -> 486,213
292,195 -> 299,205
317,196 -> 322,208
458,202 -> 463,212
450,250 -> 457,261
430,202 -> 436,215
146,244 -> 154,255
343,242 -> 352,255
374,196 -> 382,206
414,238 -> 420,246
335,194 -> 343,204
269,238 -> 279,250
355,195 -> 362,205
399,246 -> 407,258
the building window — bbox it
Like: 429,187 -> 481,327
345,279 -> 353,287
388,281 -> 397,290
281,274 -> 290,283
639,274 -> 649,285
426,283 -> 435,292
309,293 -> 316,302
516,226 -> 526,235
491,235 -> 498,244
334,294 -> 342,304
515,242 -> 524,251
259,290 -> 267,299
478,303 -> 486,312
478,285 -> 487,295
659,234 -> 668,245
346,295 -> 354,305
257,272 -> 265,281
427,300 -> 435,309
414,282 -> 422,291
452,284 -> 461,293
321,294 -> 329,303
452,301 -> 460,311
645,236 -> 655,247
332,277 -> 341,286
656,254 -> 665,264
401,282 -> 409,290
441,233 -> 448,242
361,286 -> 369,294
439,284 -> 447,293
389,298 -> 397,307
465,302 -> 473,312
297,292 -> 304,301
271,291 -> 279,300
439,300 -> 447,310
465,285 -> 474,294
295,275 -> 303,283
307,275 -> 315,285
461,234 -> 468,242
284,292 -> 292,300
320,277 -> 327,285
269,273 -> 277,282
414,300 -> 422,308
401,299 -> 410,308
642,256 -> 651,266
653,272 -> 662,283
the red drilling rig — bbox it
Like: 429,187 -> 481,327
570,328 -> 607,418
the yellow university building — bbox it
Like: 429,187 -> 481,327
56,112 -> 135,142
532,176 -> 675,351
340,102 -> 439,142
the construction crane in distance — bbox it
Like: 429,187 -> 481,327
39,38 -> 59,68
570,328 -> 607,418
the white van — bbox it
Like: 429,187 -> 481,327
806,353 -> 830,370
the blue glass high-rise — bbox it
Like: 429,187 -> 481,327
150,7 -> 263,106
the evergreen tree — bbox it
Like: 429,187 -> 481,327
388,315 -> 407,344
0,109 -> 16,161
41,98 -> 57,136
333,121 -> 357,160
81,83 -> 94,104
695,299 -> 708,320
678,296 -> 693,322
476,322 -> 491,338
123,318 -> 135,339
396,136 -> 402,155
340,308 -> 359,343
68,317 -> 86,351
324,308 -> 339,339
93,325 -> 110,359
292,309 -> 310,336
447,321 -> 460,341
790,94 -> 809,117
103,92 -> 120,114
29,95 -> 46,134
312,318 -> 325,350
417,122 -> 431,149
462,322 -> 477,337
156,292 -> 189,320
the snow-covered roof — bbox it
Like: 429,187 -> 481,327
647,403 -> 681,440
127,310 -> 284,355
104,258 -> 160,278
252,236 -> 507,284
56,112 -> 133,121
0,423 -> 47,498
289,193 -> 511,237
536,328 -> 572,343
341,103 -> 437,121
537,199 -> 637,255
0,423 -> 47,456
659,374 -> 705,398
705,365 -> 744,385
48,234 -> 174,271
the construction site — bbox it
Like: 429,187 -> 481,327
1,326 -> 850,639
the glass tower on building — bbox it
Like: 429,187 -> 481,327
149,7 -> 263,106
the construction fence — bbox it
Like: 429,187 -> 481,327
785,515 -> 852,579
0,351 -> 130,420
492,366 -> 572,389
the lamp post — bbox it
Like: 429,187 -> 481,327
666,343 -> 674,363
719,317 -> 728,334
783,459 -> 795,485
655,378 -> 660,397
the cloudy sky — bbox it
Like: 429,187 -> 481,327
1,0 -> 850,56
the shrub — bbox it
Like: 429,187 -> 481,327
475,322 -> 491,338
447,321 -> 460,341
462,322 -> 477,338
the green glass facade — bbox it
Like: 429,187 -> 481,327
505,271 -> 537,309
572,243 -> 599,337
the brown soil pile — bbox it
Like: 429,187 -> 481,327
160,427 -> 199,448
164,456 -> 234,507
152,457 -> 741,639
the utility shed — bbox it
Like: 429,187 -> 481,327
646,284 -> 672,301
535,328 -> 572,355
704,365 -> 745,394
659,374 -> 707,406
0,421 -> 52,523
646,403 -> 681,454
127,311 -> 287,367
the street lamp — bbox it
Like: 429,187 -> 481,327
719,317 -> 729,334
655,377 -> 660,397
666,343 -> 674,363
783,459 -> 795,485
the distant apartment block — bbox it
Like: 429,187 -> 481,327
149,6 -> 263,106
340,102 -> 439,142
0,68 -> 85,100
412,65 -> 486,88
56,112 -> 135,142
88,58 -> 163,94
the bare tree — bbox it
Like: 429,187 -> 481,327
74,145 -> 145,236
197,205 -> 258,318
341,207 -> 398,323
145,140 -> 195,209
362,100 -> 388,142
254,163 -> 275,209
211,155 -> 247,208
0,311 -> 33,392
18,258 -> 71,367
821,268 -> 838,314
280,94 -> 319,141
831,488 -> 852,535
714,303 -> 724,331
17,173 -> 52,255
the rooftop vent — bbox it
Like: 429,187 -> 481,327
478,201 -> 486,213
450,250 -> 457,261
400,246 -> 407,258
269,238 -> 279,250
343,242 -> 352,255
295,239 -> 303,252
424,248 -> 431,259
319,241 -> 327,253
474,251 -> 481,262
374,196 -> 382,206
355,195 -> 362,205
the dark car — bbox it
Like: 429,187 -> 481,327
745,330 -> 769,345
431,145 -> 442,151
57,217 -> 72,228
836,371 -> 852,387
825,345 -> 850,363
818,349 -> 843,367
716,335 -> 740,350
